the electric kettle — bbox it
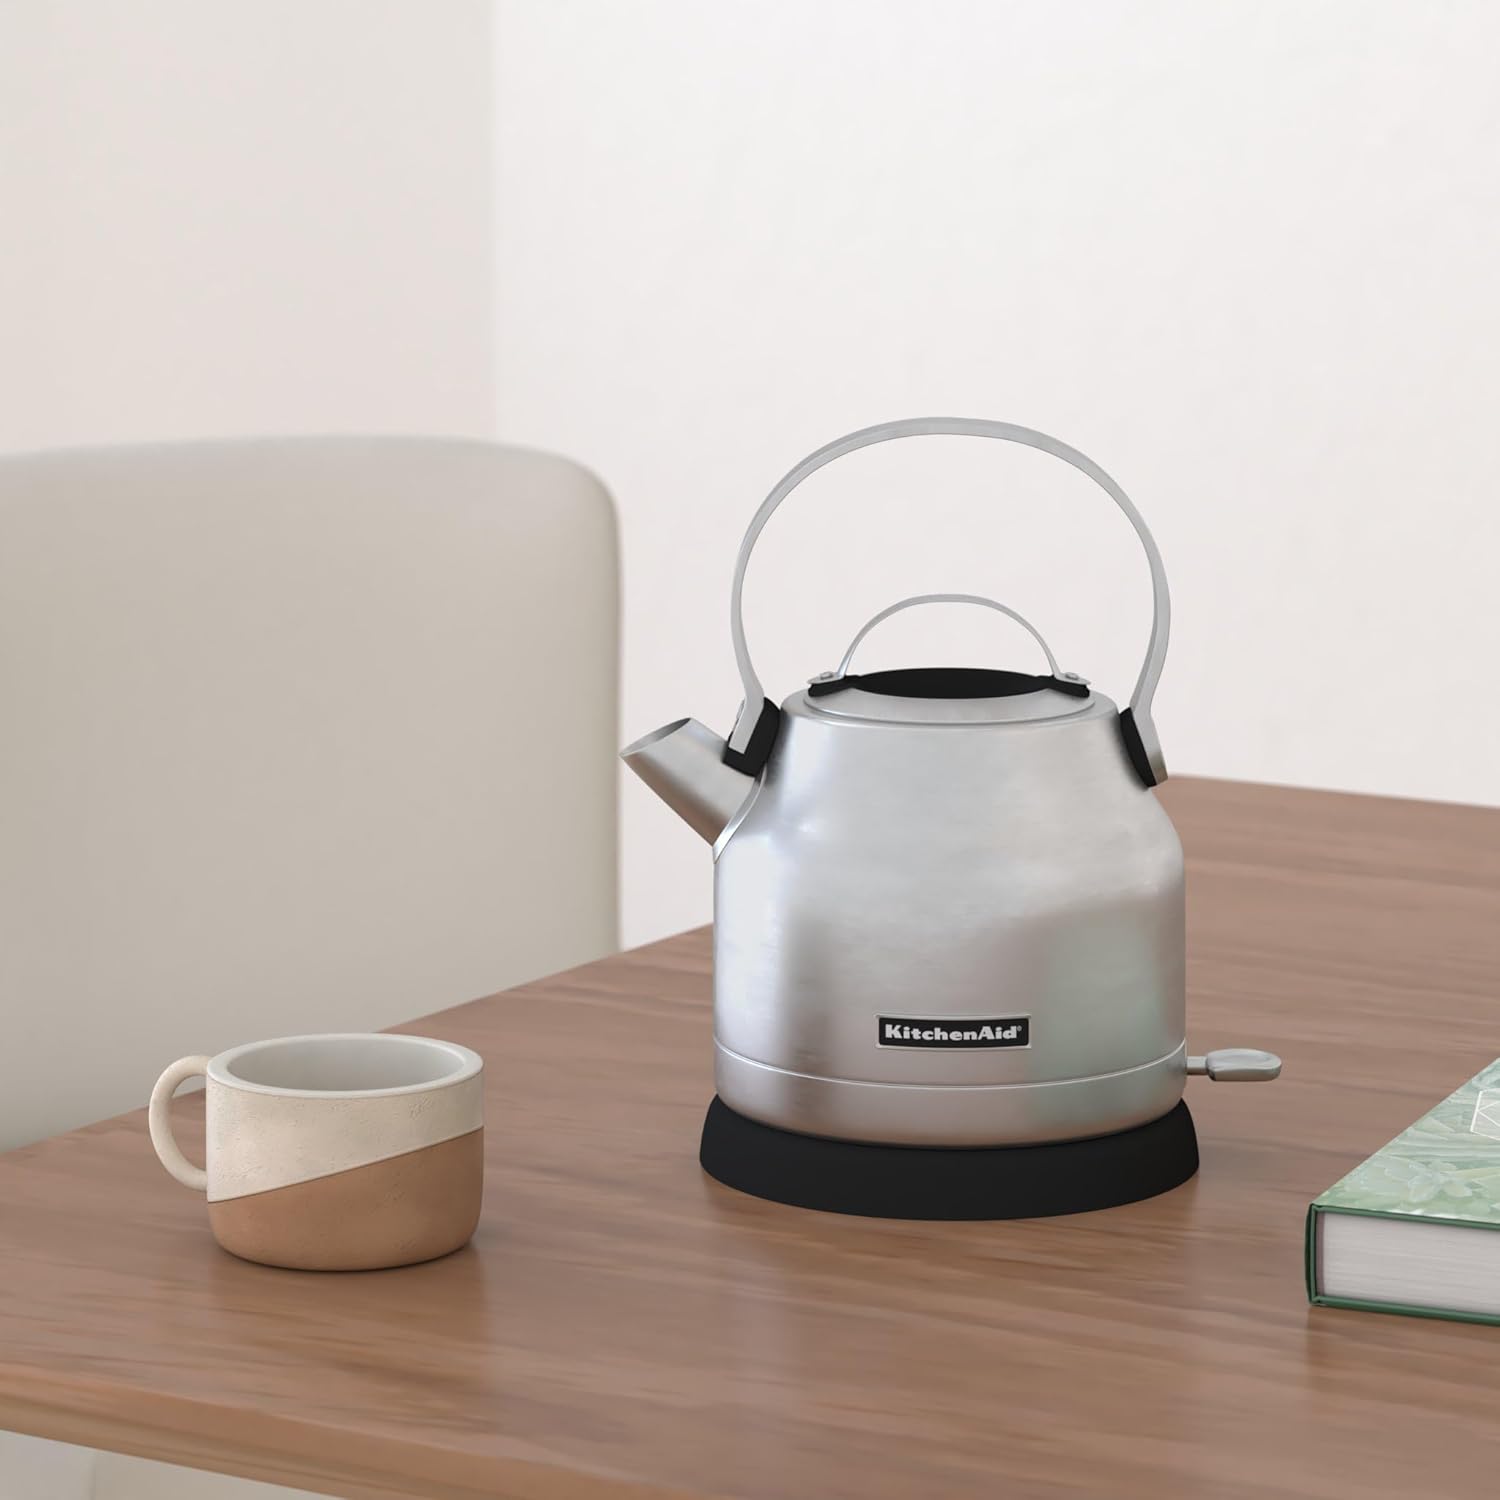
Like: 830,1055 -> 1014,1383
624,418 -> 1280,1157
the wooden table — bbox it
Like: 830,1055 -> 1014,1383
2,778 -> 1498,1499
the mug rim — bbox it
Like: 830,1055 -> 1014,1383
207,1032 -> 483,1100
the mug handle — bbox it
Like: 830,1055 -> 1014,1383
149,1055 -> 211,1191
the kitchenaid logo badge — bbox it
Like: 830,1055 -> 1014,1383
878,1015 -> 1030,1049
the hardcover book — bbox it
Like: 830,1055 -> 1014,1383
1308,1057 -> 1500,1325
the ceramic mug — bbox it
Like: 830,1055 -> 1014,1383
149,1032 -> 484,1271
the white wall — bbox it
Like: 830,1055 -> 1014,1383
5,1 -> 1499,957
493,0 -> 1500,947
0,0 -> 494,449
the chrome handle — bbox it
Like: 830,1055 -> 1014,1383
725,418 -> 1170,784
832,593 -> 1069,681
1186,1049 -> 1282,1081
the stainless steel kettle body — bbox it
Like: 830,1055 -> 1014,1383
714,692 -> 1185,1146
624,418 -> 1279,1147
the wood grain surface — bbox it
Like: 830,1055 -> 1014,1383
1,777 -> 1498,1499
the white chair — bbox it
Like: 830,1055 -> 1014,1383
0,437 -> 619,1496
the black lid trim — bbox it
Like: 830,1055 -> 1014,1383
808,666 -> 1091,701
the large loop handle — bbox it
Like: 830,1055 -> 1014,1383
724,418 -> 1169,785
834,594 -> 1065,680
149,1055 -> 211,1191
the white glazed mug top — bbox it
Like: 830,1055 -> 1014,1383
209,1033 -> 482,1098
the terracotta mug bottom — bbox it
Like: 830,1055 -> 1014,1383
208,1128 -> 485,1272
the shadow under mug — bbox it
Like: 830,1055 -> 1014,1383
149,1033 -> 485,1271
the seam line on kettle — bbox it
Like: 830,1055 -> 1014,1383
713,1041 -> 1186,1091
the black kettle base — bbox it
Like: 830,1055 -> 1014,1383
699,1096 -> 1199,1220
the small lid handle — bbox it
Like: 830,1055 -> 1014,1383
724,418 -> 1169,784
831,593 -> 1068,681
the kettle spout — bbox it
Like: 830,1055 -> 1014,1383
621,718 -> 757,844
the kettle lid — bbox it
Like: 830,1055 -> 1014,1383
800,662 -> 1098,726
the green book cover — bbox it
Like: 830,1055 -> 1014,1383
1307,1057 -> 1500,1324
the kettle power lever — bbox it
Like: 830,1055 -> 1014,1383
1186,1049 -> 1283,1082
